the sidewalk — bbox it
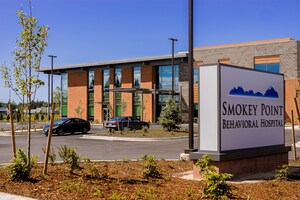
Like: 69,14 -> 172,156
0,192 -> 36,200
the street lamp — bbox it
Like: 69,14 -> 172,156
168,38 -> 178,99
48,55 -> 57,119
186,0 -> 195,153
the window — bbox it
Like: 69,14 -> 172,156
61,73 -> 68,117
115,68 -> 122,88
133,93 -> 141,117
194,68 -> 199,84
115,92 -> 122,117
156,65 -> 179,90
103,69 -> 110,103
254,55 -> 280,73
155,65 -> 179,121
255,63 -> 280,73
88,71 -> 94,120
133,66 -> 141,88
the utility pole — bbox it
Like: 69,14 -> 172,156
48,55 -> 57,116
168,38 -> 178,99
186,0 -> 195,153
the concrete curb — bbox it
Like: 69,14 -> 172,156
0,192 -> 36,200
0,129 -> 42,136
81,135 -> 198,141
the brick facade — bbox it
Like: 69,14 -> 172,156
94,70 -> 102,122
190,39 -> 300,123
68,71 -> 88,120
141,65 -> 154,122
121,67 -> 133,116
61,38 -> 299,124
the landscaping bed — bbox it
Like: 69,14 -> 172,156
97,128 -> 198,138
1,160 -> 300,199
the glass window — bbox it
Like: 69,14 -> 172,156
133,93 -> 141,117
133,66 -> 141,88
156,65 -> 179,90
88,71 -> 94,120
115,68 -> 122,88
61,73 -> 68,117
194,68 -> 199,84
115,92 -> 122,116
255,63 -> 280,73
103,69 -> 110,102
88,71 -> 94,93
155,65 -> 179,121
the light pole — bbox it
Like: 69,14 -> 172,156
186,0 -> 195,153
48,55 -> 57,118
168,38 -> 178,98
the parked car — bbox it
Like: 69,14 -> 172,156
43,117 -> 90,136
106,116 -> 149,131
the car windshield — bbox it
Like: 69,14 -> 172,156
54,118 -> 69,125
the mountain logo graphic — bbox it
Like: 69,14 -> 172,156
229,86 -> 279,98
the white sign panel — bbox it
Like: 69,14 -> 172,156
220,65 -> 284,151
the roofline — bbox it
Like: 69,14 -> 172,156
40,53 -> 188,73
194,38 -> 295,51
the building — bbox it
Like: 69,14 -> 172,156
41,38 -> 300,123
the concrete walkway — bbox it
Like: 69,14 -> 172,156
0,192 -> 36,200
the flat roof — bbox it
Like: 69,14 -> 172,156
40,53 -> 188,73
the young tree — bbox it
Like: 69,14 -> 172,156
0,6 -> 49,166
158,97 -> 181,131
53,86 -> 61,115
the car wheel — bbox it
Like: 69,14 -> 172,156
82,127 -> 88,134
58,129 -> 64,136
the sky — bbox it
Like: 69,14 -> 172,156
0,0 -> 300,103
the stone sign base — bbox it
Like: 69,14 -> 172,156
192,152 -> 289,179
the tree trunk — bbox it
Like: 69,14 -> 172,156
27,105 -> 31,166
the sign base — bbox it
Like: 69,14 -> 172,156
192,151 -> 289,179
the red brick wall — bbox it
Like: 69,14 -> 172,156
68,71 -> 88,120
285,78 -> 299,123
194,84 -> 198,103
141,65 -> 154,122
94,70 -> 102,122
122,67 -> 133,116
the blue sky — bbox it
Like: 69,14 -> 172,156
1,0 -> 300,103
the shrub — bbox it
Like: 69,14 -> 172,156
142,155 -> 161,179
42,147 -> 56,166
158,98 -> 180,131
275,164 -> 289,180
142,126 -> 149,134
58,145 -> 81,172
195,155 -> 233,199
8,149 -> 38,181
83,157 -> 91,163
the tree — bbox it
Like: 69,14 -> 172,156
0,6 -> 49,166
75,101 -> 85,118
158,97 -> 181,131
53,86 -> 61,115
